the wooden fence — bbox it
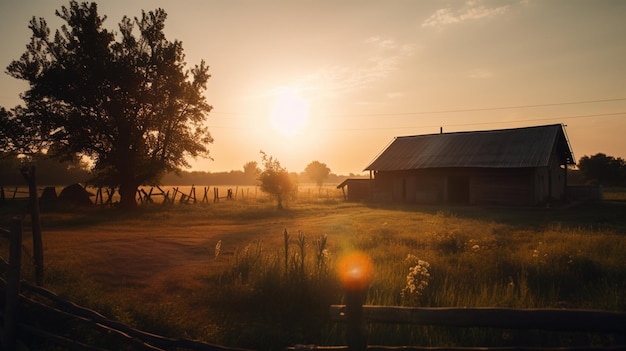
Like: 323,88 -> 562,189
286,255 -> 626,351
0,186 -> 30,202
0,218 -> 21,351
326,304 -> 626,350
288,294 -> 626,351
328,305 -> 626,333
96,185 -> 243,206
3,183 -> 342,207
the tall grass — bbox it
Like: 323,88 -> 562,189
196,207 -> 626,349
199,230 -> 341,349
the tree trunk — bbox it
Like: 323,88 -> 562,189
119,181 -> 138,209
276,195 -> 283,210
116,149 -> 139,208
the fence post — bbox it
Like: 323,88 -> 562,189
345,288 -> 367,351
4,217 -> 22,351
22,165 -> 44,286
338,253 -> 374,351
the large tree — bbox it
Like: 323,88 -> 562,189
5,1 -> 213,208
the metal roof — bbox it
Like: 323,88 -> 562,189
365,124 -> 575,171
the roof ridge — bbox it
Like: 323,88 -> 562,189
396,123 -> 563,139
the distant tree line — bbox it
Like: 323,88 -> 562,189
0,152 -> 90,186
0,152 -> 365,187
8,151 -> 623,190
577,153 -> 626,187
162,168 -> 364,187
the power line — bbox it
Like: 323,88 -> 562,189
211,97 -> 626,118
328,112 -> 626,131
208,111 -> 626,131
333,97 -> 626,117
447,112 -> 626,127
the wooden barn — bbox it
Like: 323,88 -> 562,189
363,124 -> 576,206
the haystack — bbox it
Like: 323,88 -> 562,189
59,183 -> 94,206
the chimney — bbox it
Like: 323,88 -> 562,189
440,127 -> 443,134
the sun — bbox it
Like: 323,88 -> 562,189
269,87 -> 309,137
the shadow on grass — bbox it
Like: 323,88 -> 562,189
364,200 -> 626,233
0,198 -> 311,230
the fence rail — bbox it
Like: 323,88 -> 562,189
307,304 -> 626,351
15,281 -> 252,351
330,305 -> 626,333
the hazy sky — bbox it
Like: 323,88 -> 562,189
1,0 -> 625,175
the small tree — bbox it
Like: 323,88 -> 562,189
305,160 -> 331,187
243,161 -> 260,185
578,153 -> 626,186
258,151 -> 297,209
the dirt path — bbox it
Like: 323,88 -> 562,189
39,222 -> 266,290
29,209 -> 361,306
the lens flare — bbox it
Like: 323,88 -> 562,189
338,252 -> 374,291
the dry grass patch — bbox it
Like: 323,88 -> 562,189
2,195 -> 625,349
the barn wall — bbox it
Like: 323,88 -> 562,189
347,180 -> 371,201
533,148 -> 568,203
373,168 -> 539,206
373,170 -> 445,203
534,167 -> 549,203
549,148 -> 568,200
470,168 -> 533,205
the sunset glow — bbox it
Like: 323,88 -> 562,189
269,87 -> 309,137
1,1 -> 626,175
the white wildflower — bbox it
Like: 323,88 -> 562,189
402,258 -> 431,301
322,249 -> 331,261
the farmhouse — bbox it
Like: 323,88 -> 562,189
350,124 -> 576,206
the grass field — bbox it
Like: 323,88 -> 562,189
1,187 -> 625,350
